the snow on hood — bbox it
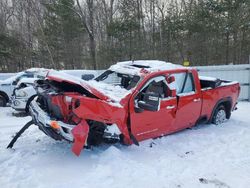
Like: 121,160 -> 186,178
61,70 -> 102,78
87,80 -> 131,103
47,70 -> 130,106
47,70 -> 85,85
109,60 -> 183,76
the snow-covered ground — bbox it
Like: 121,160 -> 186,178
0,102 -> 250,188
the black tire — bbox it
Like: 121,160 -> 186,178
25,95 -> 37,113
212,105 -> 227,125
0,95 -> 7,107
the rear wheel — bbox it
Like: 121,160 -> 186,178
0,95 -> 7,107
212,105 -> 227,125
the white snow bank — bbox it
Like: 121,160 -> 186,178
1,102 -> 250,188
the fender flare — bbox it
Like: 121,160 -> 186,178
209,97 -> 232,123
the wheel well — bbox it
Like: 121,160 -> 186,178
0,91 -> 9,102
210,98 -> 232,122
196,115 -> 208,125
219,100 -> 232,119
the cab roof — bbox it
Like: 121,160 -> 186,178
109,60 -> 184,76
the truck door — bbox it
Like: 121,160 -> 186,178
172,71 -> 202,130
130,75 -> 177,142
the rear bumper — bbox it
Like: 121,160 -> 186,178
29,100 -> 74,142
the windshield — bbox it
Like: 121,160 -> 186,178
15,73 -> 34,83
95,70 -> 141,90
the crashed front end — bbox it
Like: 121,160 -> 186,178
29,76 -> 130,156
29,99 -> 89,156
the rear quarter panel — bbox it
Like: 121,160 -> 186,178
201,82 -> 240,120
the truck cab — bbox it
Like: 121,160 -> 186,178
130,68 -> 203,141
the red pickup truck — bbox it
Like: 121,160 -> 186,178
27,61 -> 240,156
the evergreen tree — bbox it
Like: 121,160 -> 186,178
41,0 -> 85,69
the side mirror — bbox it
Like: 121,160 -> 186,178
82,74 -> 95,81
166,75 -> 175,84
138,92 -> 160,112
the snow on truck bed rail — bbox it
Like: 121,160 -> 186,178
199,76 -> 218,81
199,76 -> 239,86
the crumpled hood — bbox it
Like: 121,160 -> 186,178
46,70 -> 131,107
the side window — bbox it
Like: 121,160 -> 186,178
183,73 -> 195,93
139,76 -> 168,99
172,72 -> 195,94
172,73 -> 186,94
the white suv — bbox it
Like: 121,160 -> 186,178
0,68 -> 47,107
11,70 -> 100,112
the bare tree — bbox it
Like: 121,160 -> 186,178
76,0 -> 97,69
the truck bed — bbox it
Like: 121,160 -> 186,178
199,76 -> 240,121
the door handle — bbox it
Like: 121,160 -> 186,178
166,105 -> 175,109
193,98 -> 201,102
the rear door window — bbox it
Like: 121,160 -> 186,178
172,72 -> 195,94
182,73 -> 195,93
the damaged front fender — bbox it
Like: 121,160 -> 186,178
71,120 -> 89,156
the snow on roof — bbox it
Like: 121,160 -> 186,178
109,60 -> 183,75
